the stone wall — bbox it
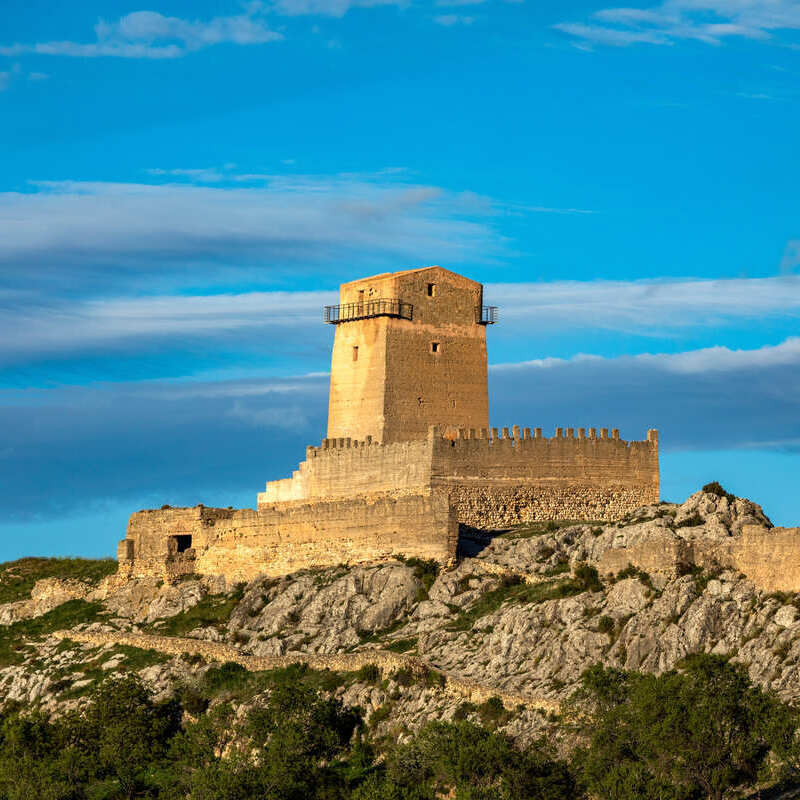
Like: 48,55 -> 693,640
261,426 -> 659,526
56,630 -> 557,713
259,438 -> 434,506
120,491 -> 458,583
445,484 -> 657,527
597,524 -> 800,595
729,526 -> 800,593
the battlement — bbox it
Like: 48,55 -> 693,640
258,425 -> 659,523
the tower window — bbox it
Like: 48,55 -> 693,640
431,342 -> 440,353
352,346 -> 359,361
357,289 -> 365,304
427,283 -> 436,297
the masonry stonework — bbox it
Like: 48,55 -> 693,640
116,265 -> 661,583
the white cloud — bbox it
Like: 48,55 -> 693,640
434,14 -> 475,25
269,0 -> 405,18
555,0 -> 800,48
0,8 -> 282,59
489,275 -> 800,334
496,337 -> 800,374
780,240 -> 800,273
0,174 -> 500,289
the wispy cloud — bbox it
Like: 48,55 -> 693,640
780,240 -> 800,274
434,14 -> 475,26
0,8 -> 282,60
0,173 -> 501,292
4,336 -> 800,521
555,0 -> 800,48
269,0 -> 405,18
4,275 -> 800,367
490,275 -> 800,334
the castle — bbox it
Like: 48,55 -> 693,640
117,266 -> 660,583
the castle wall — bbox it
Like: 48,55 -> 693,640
258,438 -> 434,506
729,526 -> 800,593
119,492 -> 458,583
260,427 -> 659,525
430,427 -> 660,525
597,524 -> 800,594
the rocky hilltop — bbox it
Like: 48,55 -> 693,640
2,485 -> 799,746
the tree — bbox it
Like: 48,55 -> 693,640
572,654 -> 778,800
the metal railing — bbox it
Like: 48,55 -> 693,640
478,306 -> 499,325
323,298 -> 414,324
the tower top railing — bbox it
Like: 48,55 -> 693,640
323,298 -> 413,324
478,306 -> 499,325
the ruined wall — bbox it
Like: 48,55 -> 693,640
119,492 -> 458,583
327,267 -> 489,444
597,524 -> 800,594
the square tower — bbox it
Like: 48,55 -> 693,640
324,266 -> 495,443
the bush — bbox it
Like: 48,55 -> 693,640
356,663 -> 381,684
574,564 -> 603,593
571,655 -> 783,800
597,615 -> 615,635
702,481 -> 736,502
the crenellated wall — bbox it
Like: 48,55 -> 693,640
258,426 -> 659,527
258,438 -> 435,506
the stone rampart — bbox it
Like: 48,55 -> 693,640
120,492 -> 458,583
55,630 -> 557,713
597,524 -> 800,594
261,427 -> 659,527
259,438 -> 434,506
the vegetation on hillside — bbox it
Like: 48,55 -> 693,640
3,653 -> 800,799
0,557 -> 116,604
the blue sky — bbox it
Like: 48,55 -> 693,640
1,0 -> 799,558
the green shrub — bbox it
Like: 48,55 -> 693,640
356,663 -> 381,684
702,481 -> 736,502
574,564 -> 603,593
597,615 -> 615,635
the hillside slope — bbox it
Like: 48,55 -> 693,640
1,486 -> 797,745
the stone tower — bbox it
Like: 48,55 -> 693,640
324,266 -> 496,444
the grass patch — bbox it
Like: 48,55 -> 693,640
675,512 -> 704,529
197,661 -> 352,701
147,585 -> 245,636
0,599 -> 108,667
446,566 -> 602,632
353,618 -> 406,649
112,643 -> 172,671
0,558 -> 117,604
384,637 -> 417,653
500,520 -> 603,540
